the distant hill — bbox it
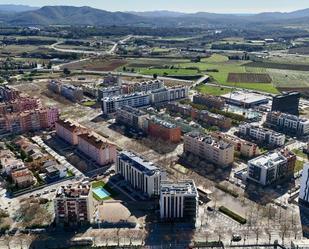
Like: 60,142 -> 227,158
0,4 -> 38,13
3,5 -> 309,27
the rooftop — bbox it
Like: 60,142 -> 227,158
249,151 -> 287,169
149,116 -> 177,129
186,132 -> 233,150
78,132 -> 114,150
161,180 -> 197,196
117,105 -> 147,116
56,183 -> 91,198
102,92 -> 149,102
119,151 -> 161,176
221,91 -> 268,104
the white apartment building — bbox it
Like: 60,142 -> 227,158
101,92 -> 150,114
54,183 -> 93,225
116,151 -> 166,197
299,163 -> 309,208
160,180 -> 199,223
239,123 -> 285,147
184,132 -> 234,167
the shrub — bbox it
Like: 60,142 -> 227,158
219,206 -> 247,224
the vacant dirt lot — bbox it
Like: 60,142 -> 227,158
65,57 -> 127,71
227,73 -> 272,83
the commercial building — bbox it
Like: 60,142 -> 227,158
193,94 -> 225,109
160,180 -> 198,222
184,132 -> 234,167
148,116 -> 181,143
211,132 -> 261,158
115,105 -> 149,131
266,112 -> 309,136
221,91 -> 269,108
150,86 -> 188,104
101,92 -> 150,114
54,183 -> 93,225
271,92 -> 300,115
299,163 -> 309,208
247,149 -> 296,186
77,132 -> 117,166
239,123 -> 285,147
116,151 -> 166,197
56,119 -> 87,145
11,168 -> 35,188
167,102 -> 232,130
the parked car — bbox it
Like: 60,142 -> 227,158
232,234 -> 242,242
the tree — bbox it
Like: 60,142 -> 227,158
63,68 -> 71,75
153,73 -> 158,79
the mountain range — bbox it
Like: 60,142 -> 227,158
1,4 -> 309,27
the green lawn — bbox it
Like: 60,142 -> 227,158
195,84 -> 232,96
82,101 -> 96,107
295,160 -> 305,172
137,68 -> 199,76
292,149 -> 308,160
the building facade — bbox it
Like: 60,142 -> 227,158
101,92 -> 150,114
116,151 -> 166,197
150,86 -> 188,104
247,149 -> 296,186
239,123 -> 285,147
266,112 -> 309,136
299,163 -> 309,209
271,92 -> 300,115
160,180 -> 198,222
193,94 -> 225,109
54,183 -> 93,225
77,133 -> 117,166
56,119 -> 87,145
148,117 -> 181,143
184,132 -> 234,167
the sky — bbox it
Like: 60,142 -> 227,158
1,0 -> 309,13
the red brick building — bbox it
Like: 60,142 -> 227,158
148,117 -> 181,143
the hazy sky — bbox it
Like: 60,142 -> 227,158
2,0 -> 309,13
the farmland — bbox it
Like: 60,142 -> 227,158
227,73 -> 272,83
245,61 -> 309,71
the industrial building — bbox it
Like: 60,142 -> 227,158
160,180 -> 198,223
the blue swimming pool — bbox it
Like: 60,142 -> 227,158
93,187 -> 111,200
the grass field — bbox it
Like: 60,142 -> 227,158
137,67 -> 199,76
227,73 -> 272,83
195,84 -> 232,96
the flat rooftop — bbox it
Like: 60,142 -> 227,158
56,183 -> 91,198
119,151 -> 160,176
161,180 -> 197,196
249,152 -> 286,169
186,132 -> 233,150
221,91 -> 268,105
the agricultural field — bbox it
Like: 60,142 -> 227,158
227,73 -> 272,83
245,61 -> 309,71
137,67 -> 200,76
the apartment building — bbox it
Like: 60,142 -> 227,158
116,151 -> 166,197
167,102 -> 232,130
299,163 -> 309,209
247,149 -> 296,186
271,92 -> 300,116
211,132 -> 261,158
98,86 -> 122,100
56,119 -> 87,145
0,107 -> 59,135
193,94 -> 225,109
0,96 -> 41,115
77,132 -> 117,166
148,116 -> 181,143
115,105 -> 149,131
101,92 -> 150,114
54,183 -> 93,225
160,180 -> 198,222
239,123 -> 285,147
266,112 -> 309,136
184,132 -> 234,167
0,85 -> 19,102
150,86 -> 188,104
48,81 -> 83,102
0,156 -> 25,175
122,80 -> 164,94
11,168 -> 35,188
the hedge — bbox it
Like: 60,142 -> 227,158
215,184 -> 239,198
219,206 -> 247,224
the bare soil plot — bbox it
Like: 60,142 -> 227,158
227,73 -> 272,83
246,61 -> 309,71
65,58 -> 127,71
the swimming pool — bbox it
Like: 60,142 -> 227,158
93,187 -> 111,200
